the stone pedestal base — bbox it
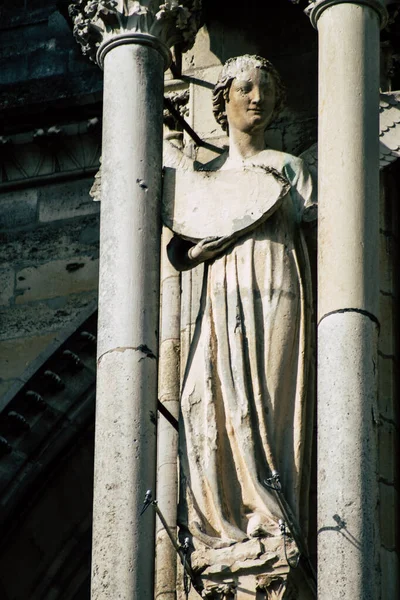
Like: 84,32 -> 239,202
178,537 -> 315,600
198,571 -> 297,600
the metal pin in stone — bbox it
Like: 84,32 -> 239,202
264,470 -> 281,491
279,519 -> 286,535
140,489 -> 153,516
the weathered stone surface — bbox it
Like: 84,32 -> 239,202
0,189 -> 38,230
90,34 -> 167,600
92,348 -> 158,600
0,291 -> 98,341
182,26 -> 222,73
0,333 -> 56,381
163,165 -> 290,241
156,229 -> 180,600
191,537 -> 291,574
38,178 -> 99,223
190,536 -> 306,600
158,339 -> 180,400
318,313 -> 378,600
316,5 -> 380,320
0,267 -> 14,306
0,214 -> 99,265
15,255 -> 99,304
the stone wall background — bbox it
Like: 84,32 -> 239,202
0,0 -> 102,403
0,177 -> 100,401
377,169 -> 399,598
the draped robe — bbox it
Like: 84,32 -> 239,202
174,149 -> 316,550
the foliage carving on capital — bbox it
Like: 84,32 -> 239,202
68,0 -> 203,62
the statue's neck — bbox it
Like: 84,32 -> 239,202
228,128 -> 266,162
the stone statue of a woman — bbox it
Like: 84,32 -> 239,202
166,55 -> 316,598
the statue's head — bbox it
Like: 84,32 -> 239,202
212,55 -> 286,134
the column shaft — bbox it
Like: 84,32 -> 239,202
316,4 -> 381,599
155,227 -> 181,600
92,43 -> 164,600
318,4 -> 380,317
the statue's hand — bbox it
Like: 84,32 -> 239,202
189,235 -> 233,262
167,234 -> 235,271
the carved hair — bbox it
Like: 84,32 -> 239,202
212,55 -> 286,133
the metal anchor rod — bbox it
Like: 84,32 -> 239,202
140,491 -> 195,582
264,472 -> 317,595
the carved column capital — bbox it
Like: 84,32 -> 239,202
68,0 -> 203,68
306,0 -> 388,28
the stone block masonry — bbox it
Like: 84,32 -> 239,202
0,176 -> 100,401
0,189 -> 38,230
0,6 -> 102,115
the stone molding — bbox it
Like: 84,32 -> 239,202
0,307 -> 97,533
0,119 -> 101,191
306,0 -> 388,28
68,0 -> 203,68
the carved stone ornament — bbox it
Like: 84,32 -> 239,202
68,0 -> 203,65
0,119 -> 101,190
202,581 -> 236,599
256,574 -> 297,600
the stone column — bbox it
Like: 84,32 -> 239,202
156,227 -> 181,600
68,2 -> 202,599
307,1 -> 387,599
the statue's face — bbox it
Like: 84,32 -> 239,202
226,67 -> 276,135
